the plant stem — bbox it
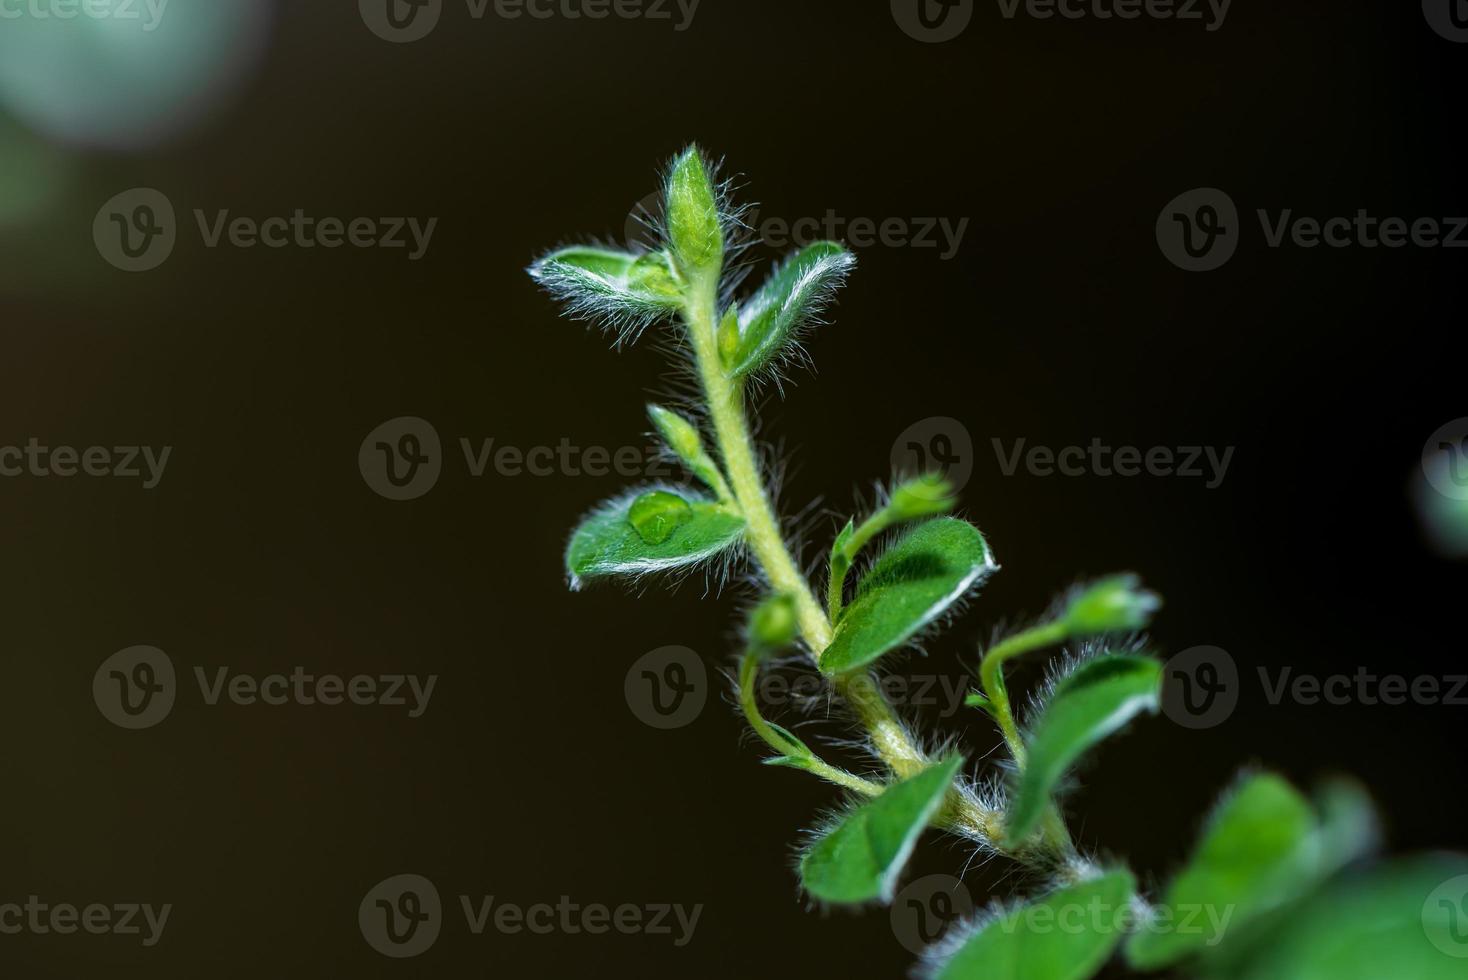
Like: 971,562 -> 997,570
681,275 -> 1056,856
738,650 -> 882,798
684,283 -> 832,652
978,620 -> 1077,854
978,620 -> 1069,763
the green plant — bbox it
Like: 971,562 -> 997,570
529,147 -> 1466,978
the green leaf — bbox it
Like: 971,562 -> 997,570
566,488 -> 744,587
800,755 -> 963,905
528,246 -> 682,345
665,146 -> 722,276
725,241 -> 856,380
1126,773 -> 1324,970
1205,855 -> 1468,980
1006,655 -> 1162,844
819,518 -> 994,675
926,871 -> 1136,980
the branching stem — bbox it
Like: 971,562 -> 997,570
681,275 -> 1026,852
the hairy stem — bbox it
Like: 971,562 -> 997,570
681,273 -> 1057,857
738,651 -> 882,797
979,621 -> 1069,763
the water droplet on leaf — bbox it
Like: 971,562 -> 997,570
628,491 -> 693,545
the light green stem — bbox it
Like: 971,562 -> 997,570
979,621 -> 1069,763
738,651 -> 882,798
681,284 -> 957,796
978,620 -> 1076,854
681,273 -> 1066,858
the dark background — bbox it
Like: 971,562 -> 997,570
2,1 -> 1465,976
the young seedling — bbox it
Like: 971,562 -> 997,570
530,147 -> 1465,979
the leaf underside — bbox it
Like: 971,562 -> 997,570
726,241 -> 855,380
529,246 -> 682,344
